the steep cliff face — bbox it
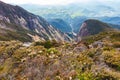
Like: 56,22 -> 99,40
0,1 -> 72,42
77,19 -> 113,41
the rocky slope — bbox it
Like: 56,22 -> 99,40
77,19 -> 113,41
0,1 -> 72,42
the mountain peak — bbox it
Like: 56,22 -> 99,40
77,19 -> 113,40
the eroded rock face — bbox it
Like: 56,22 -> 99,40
77,22 -> 90,42
78,22 -> 90,38
0,1 -> 72,42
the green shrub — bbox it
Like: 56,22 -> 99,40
103,47 -> 113,51
47,48 -> 59,54
77,72 -> 96,80
33,40 -> 61,49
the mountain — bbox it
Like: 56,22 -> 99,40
48,19 -> 72,33
0,1 -> 71,42
98,17 -> 120,29
110,24 -> 120,29
20,2 -> 120,18
99,17 -> 120,25
77,19 -> 113,40
20,3 -> 120,34
70,16 -> 120,34
0,1 -> 120,80
71,16 -> 87,33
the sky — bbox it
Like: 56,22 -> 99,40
1,0 -> 119,5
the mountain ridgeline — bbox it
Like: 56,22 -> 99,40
48,19 -> 72,33
0,1 -> 119,43
0,1 -> 72,42
77,19 -> 113,40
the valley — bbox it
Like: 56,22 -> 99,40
0,0 -> 120,80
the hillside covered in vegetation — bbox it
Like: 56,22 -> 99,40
0,31 -> 120,80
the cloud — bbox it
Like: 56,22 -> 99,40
2,0 -> 75,5
1,0 -> 120,5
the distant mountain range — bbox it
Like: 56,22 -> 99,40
20,3 -> 120,34
48,19 -> 72,33
20,2 -> 120,18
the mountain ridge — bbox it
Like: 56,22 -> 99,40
0,1 -> 72,42
48,19 -> 72,33
77,19 -> 114,41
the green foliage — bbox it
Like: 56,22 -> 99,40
47,48 -> 59,54
103,46 -> 113,51
33,41 -> 52,49
77,72 -> 96,80
43,41 -> 53,49
83,31 -> 119,44
33,40 -> 61,49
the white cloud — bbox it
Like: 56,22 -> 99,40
1,0 -> 75,5
1,0 -> 119,5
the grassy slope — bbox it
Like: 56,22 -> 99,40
82,31 -> 120,44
